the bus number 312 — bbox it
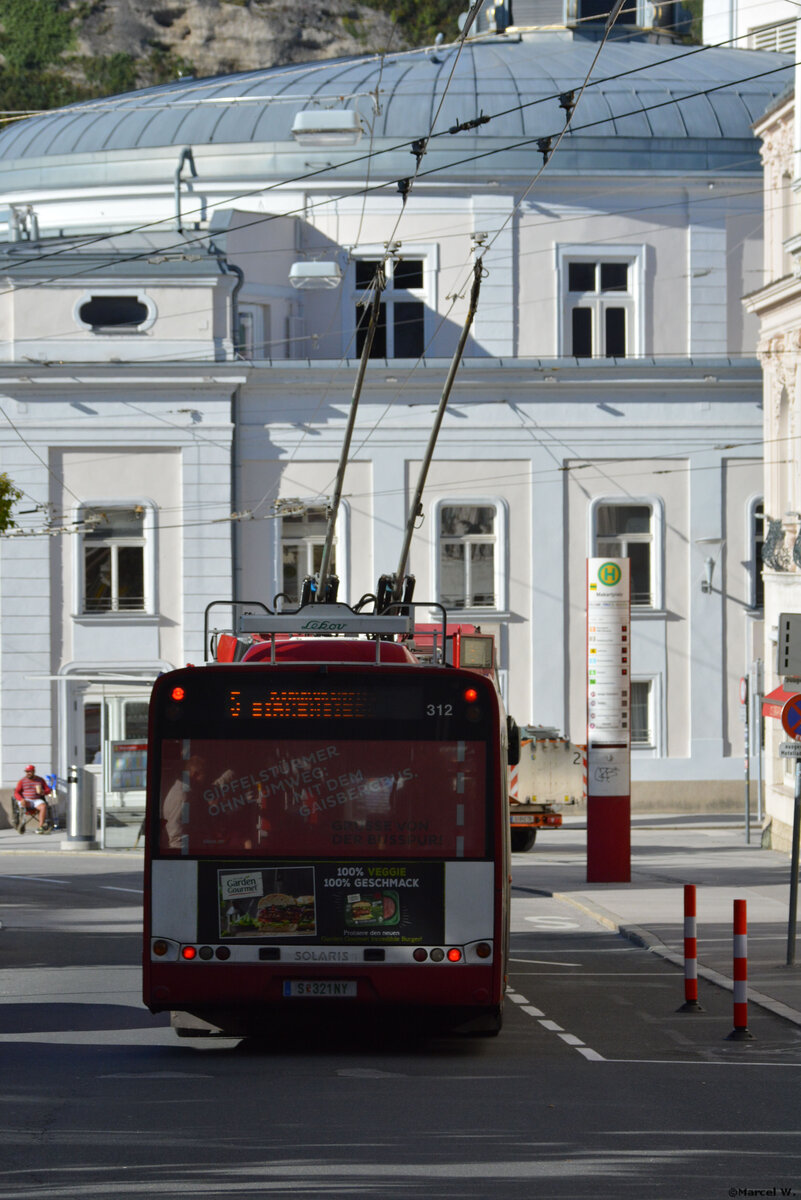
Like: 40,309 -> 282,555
426,703 -> 453,716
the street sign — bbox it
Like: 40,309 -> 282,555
780,742 -> 801,758
782,694 -> 801,740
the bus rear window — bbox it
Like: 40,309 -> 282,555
158,737 -> 487,859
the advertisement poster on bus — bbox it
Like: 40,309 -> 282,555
202,861 -> 445,946
159,737 -> 486,860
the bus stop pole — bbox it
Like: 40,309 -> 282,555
744,681 -> 751,846
788,757 -> 801,967
100,689 -> 107,850
755,660 -> 764,825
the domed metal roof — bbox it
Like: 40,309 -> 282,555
0,34 -> 789,181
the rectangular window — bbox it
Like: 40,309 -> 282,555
353,257 -> 426,359
595,502 -> 654,607
631,680 -> 654,747
280,506 -> 335,605
439,505 -> 496,609
579,0 -> 635,20
561,252 -> 638,358
572,308 -> 592,358
82,507 -> 146,614
124,700 -> 150,740
158,736 -> 487,859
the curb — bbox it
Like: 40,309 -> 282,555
551,889 -> 801,1030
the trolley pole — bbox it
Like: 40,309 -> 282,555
394,258 -> 483,591
317,269 -> 385,591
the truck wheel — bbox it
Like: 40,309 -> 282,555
511,829 -> 537,852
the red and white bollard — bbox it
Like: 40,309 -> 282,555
727,898 -> 754,1041
678,884 -> 703,1012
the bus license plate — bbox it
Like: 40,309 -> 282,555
283,981 -> 357,998
512,815 -> 537,824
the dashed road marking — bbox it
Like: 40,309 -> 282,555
510,991 -> 605,1060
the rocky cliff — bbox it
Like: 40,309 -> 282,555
73,0 -> 409,83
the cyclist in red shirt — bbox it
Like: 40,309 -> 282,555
14,765 -> 52,834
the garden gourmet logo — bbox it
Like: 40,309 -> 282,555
598,562 -> 622,587
301,620 -> 346,631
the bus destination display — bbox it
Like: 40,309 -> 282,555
226,683 -> 422,721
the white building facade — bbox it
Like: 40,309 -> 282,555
0,3 -> 790,834
746,21 -> 801,852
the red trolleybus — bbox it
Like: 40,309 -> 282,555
143,602 -> 512,1037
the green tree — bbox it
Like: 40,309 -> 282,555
0,472 -> 22,533
82,52 -> 139,97
0,0 -> 77,71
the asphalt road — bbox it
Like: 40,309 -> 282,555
0,852 -> 799,1200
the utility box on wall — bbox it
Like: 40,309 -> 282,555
777,613 -> 801,676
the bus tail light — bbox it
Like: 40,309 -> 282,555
474,942 -> 492,959
447,948 -> 462,962
181,946 -> 197,960
152,940 -> 170,957
413,948 -> 428,962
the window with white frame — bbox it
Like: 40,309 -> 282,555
630,679 -> 655,748
749,498 -> 764,611
593,500 -> 657,608
558,246 -> 643,358
279,505 -> 336,605
353,256 -> 426,358
81,506 -> 148,614
76,292 -> 155,334
438,504 -> 498,610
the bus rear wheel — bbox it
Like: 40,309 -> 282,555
511,828 -> 537,852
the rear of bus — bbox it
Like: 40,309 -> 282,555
143,659 -> 510,1036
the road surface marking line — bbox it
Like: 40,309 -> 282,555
606,1058 -> 801,1068
102,887 -> 142,894
521,1005 -> 544,1018
2,875 -> 68,884
507,993 -> 529,1004
511,971 -> 680,977
576,1047 -> 606,1061
558,1033 -> 584,1046
538,1019 -> 564,1032
509,957 -> 581,966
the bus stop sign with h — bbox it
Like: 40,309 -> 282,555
586,557 -> 631,884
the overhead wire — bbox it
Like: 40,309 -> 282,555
0,10 -> 793,534
0,17 -> 791,291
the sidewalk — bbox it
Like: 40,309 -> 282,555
519,813 -> 801,1028
2,814 -> 799,1027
